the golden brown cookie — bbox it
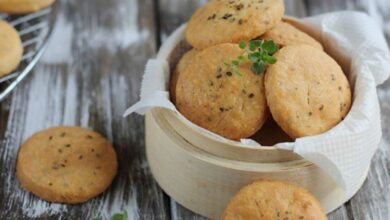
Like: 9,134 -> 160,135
170,49 -> 199,104
221,180 -> 327,220
176,43 -> 268,140
262,21 -> 323,50
0,20 -> 23,77
186,0 -> 285,49
16,126 -> 118,204
0,0 -> 55,14
265,45 -> 351,139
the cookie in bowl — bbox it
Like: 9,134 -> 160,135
221,180 -> 327,220
265,45 -> 352,139
0,20 -> 23,77
261,21 -> 323,50
186,0 -> 285,49
176,43 -> 268,140
170,49 -> 199,104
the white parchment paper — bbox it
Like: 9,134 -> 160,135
124,11 -> 390,197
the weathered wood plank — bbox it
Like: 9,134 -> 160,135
157,0 -> 207,42
304,0 -> 348,16
0,0 -> 170,219
284,0 -> 307,18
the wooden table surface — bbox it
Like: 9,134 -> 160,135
0,0 -> 389,219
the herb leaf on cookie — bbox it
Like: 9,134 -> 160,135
226,40 -> 279,76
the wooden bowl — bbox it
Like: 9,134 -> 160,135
145,17 -> 368,219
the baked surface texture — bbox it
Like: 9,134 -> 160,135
186,0 -> 285,49
170,49 -> 199,104
221,180 -> 328,220
16,126 -> 118,204
265,45 -> 351,138
176,43 -> 268,140
262,21 -> 323,50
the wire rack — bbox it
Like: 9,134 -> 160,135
0,2 -> 59,102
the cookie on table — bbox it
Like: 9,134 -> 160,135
262,21 -> 323,50
170,49 -> 199,104
16,126 -> 118,204
186,0 -> 285,49
176,43 -> 268,140
265,45 -> 351,139
0,20 -> 23,77
221,180 -> 327,220
0,0 -> 55,14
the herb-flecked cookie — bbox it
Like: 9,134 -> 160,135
16,126 -> 118,204
186,0 -> 285,49
170,49 -> 199,104
221,180 -> 327,220
0,20 -> 23,77
265,45 -> 351,139
0,0 -> 55,14
261,21 -> 323,50
176,43 -> 268,140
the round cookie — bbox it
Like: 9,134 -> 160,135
0,20 -> 23,77
176,43 -> 268,140
221,181 -> 327,220
16,126 -> 118,204
262,21 -> 323,50
265,45 -> 352,139
0,0 -> 55,14
221,180 -> 327,220
170,49 -> 199,104
186,0 -> 285,49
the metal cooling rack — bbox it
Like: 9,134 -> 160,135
0,1 -> 59,102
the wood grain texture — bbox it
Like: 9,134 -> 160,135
0,0 -> 389,219
0,0 -> 170,219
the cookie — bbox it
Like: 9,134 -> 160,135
16,126 -> 118,204
176,43 -> 268,140
265,45 -> 351,139
262,21 -> 323,50
0,20 -> 23,77
170,49 -> 199,104
186,0 -> 285,49
0,0 -> 55,14
221,180 -> 327,220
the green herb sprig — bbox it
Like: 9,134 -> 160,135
93,210 -> 128,220
226,40 -> 279,76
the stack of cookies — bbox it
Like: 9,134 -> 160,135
171,0 -> 352,141
0,0 -> 56,77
